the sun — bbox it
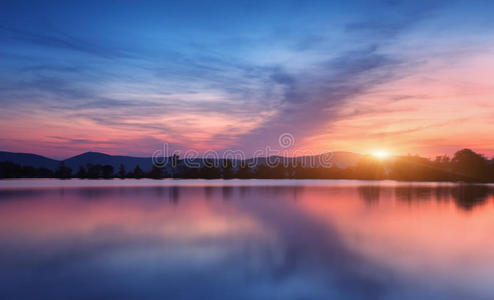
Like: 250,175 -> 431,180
371,150 -> 390,160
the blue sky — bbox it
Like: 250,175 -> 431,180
1,0 -> 494,158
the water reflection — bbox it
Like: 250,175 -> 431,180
357,184 -> 492,211
358,186 -> 381,205
0,181 -> 493,300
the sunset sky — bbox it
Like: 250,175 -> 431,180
1,0 -> 494,159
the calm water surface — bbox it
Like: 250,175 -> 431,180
0,179 -> 493,300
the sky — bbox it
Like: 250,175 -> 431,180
1,0 -> 494,159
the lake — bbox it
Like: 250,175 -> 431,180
0,179 -> 493,300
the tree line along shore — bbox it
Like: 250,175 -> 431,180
1,149 -> 494,183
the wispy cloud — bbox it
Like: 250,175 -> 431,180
1,0 -> 494,156
0,25 -> 133,59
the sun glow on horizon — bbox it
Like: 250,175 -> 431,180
371,150 -> 390,160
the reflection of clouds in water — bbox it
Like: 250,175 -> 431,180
0,185 -> 390,299
233,188 -> 392,299
0,184 -> 493,299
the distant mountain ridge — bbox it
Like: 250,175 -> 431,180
0,151 -> 154,172
0,150 -> 362,173
64,152 -> 154,173
0,151 -> 59,170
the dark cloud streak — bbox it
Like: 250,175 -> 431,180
0,25 -> 133,59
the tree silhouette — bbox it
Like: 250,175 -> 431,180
118,164 -> 126,179
222,159 -> 234,179
200,159 -> 221,179
1,148 -> 494,182
55,162 -> 72,179
134,165 -> 144,179
170,154 -> 180,178
76,166 -> 87,178
148,165 -> 163,179
236,164 -> 252,179
102,165 -> 114,179
86,164 -> 102,178
353,155 -> 386,180
451,149 -> 489,182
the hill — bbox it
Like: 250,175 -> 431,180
64,152 -> 154,172
0,150 -> 361,174
0,151 -> 59,170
